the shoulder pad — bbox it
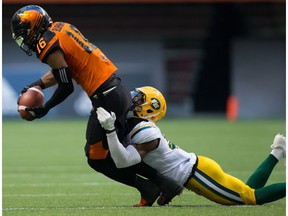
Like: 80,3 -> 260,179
130,121 -> 159,144
37,30 -> 60,62
42,30 -> 56,43
126,117 -> 148,132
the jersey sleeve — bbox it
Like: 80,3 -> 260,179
36,30 -> 61,63
130,122 -> 160,144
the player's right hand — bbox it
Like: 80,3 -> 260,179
96,107 -> 116,132
25,106 -> 49,119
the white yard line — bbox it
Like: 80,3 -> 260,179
3,193 -> 100,197
3,182 -> 117,187
3,206 -> 134,211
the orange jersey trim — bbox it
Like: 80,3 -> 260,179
88,141 -> 109,160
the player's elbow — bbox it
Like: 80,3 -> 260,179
114,161 -> 127,169
112,157 -> 129,168
113,157 -> 141,169
60,83 -> 74,96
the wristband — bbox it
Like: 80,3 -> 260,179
30,79 -> 45,89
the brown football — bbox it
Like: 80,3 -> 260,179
18,86 -> 44,121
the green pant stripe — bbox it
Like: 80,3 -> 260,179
194,169 -> 244,204
196,168 -> 241,198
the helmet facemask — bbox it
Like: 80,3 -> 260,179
130,89 -> 146,110
12,29 -> 35,56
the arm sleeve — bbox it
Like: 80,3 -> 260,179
28,79 -> 46,89
44,67 -> 74,110
106,131 -> 141,168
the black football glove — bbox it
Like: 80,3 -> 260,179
25,106 -> 49,120
20,85 -> 32,94
17,79 -> 45,105
17,85 -> 32,105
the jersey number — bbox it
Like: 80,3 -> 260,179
66,25 -> 97,54
36,38 -> 47,54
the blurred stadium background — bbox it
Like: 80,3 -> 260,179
2,2 -> 286,215
2,0 -> 285,120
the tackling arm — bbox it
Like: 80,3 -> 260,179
96,107 -> 142,168
106,131 -> 142,168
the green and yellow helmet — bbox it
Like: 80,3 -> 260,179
130,86 -> 167,123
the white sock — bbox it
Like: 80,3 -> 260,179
271,148 -> 283,161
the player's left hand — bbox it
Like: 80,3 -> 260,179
25,106 -> 49,119
96,107 -> 116,132
17,85 -> 32,105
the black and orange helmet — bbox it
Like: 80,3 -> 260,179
11,5 -> 52,56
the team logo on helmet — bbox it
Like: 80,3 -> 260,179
150,98 -> 160,110
11,5 -> 53,56
20,10 -> 44,39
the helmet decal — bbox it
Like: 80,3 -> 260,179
20,10 -> 42,27
150,98 -> 160,110
20,10 -> 44,39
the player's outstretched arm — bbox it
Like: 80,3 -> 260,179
96,107 -> 142,168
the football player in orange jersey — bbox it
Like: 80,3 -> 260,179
11,5 -> 183,206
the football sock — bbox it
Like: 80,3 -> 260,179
271,148 -> 284,161
255,183 -> 286,204
246,154 -> 278,189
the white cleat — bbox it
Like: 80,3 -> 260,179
271,133 -> 286,163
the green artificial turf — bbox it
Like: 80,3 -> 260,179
2,118 -> 286,216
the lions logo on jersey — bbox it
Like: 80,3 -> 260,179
151,98 -> 160,110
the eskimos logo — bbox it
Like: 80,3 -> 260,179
151,98 -> 160,110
